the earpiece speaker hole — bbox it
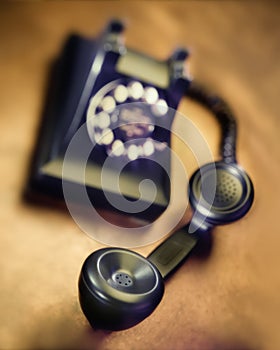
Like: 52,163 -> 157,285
113,272 -> 133,287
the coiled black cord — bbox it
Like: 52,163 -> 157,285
186,82 -> 237,164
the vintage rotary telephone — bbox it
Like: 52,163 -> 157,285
28,21 -> 254,331
29,20 -> 190,222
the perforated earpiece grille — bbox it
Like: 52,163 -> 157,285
113,272 -> 133,287
189,162 -> 254,225
202,169 -> 243,209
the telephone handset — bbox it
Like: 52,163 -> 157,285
28,20 -> 190,222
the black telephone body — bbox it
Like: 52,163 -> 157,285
28,21 -> 191,221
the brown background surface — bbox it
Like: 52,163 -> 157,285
0,2 -> 280,349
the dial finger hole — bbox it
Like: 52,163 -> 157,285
128,81 -> 144,100
144,87 -> 159,104
100,96 -> 116,112
114,84 -> 129,103
151,99 -> 168,116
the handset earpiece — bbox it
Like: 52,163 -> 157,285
186,82 -> 254,227
188,161 -> 254,226
78,226 -> 199,331
78,247 -> 164,331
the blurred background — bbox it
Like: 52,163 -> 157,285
0,2 -> 280,349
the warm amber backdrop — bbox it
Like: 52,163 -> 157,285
0,2 -> 280,349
